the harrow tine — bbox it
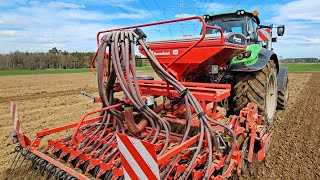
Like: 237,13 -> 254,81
19,153 -> 33,176
30,165 -> 39,179
5,146 -> 21,178
46,171 -> 54,180
13,150 -> 29,177
22,154 -> 38,179
40,161 -> 47,175
44,172 -> 50,179
49,172 -> 56,180
44,163 -> 55,180
30,158 -> 43,179
12,154 -> 26,177
5,146 -> 23,179
36,159 -> 47,180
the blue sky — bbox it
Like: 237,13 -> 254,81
0,0 -> 319,58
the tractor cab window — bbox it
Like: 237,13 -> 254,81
231,27 -> 242,33
248,18 -> 258,41
204,15 -> 247,36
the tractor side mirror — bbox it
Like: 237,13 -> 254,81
277,25 -> 285,36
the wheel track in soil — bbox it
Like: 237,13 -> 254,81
241,73 -> 320,180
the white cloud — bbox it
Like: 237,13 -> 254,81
0,22 -> 117,53
47,2 -> 86,9
175,13 -> 197,18
201,2 -> 231,14
265,0 -> 320,58
269,0 -> 320,23
56,9 -> 107,20
0,0 -> 156,53
204,3 -> 228,11
0,30 -> 16,36
0,2 -> 126,53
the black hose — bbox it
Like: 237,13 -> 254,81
93,29 -> 237,177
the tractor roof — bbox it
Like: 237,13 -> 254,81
204,10 -> 260,24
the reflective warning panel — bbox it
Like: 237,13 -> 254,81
258,28 -> 271,42
116,133 -> 160,180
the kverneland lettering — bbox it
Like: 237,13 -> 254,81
154,51 -> 170,55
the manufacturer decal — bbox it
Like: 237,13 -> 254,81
154,51 -> 170,56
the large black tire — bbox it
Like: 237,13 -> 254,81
232,60 -> 278,125
277,73 -> 289,110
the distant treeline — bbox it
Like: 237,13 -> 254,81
0,48 -> 95,70
281,58 -> 319,63
8,47 -> 316,70
0,47 -> 148,71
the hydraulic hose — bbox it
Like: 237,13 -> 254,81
135,30 -> 237,175
95,29 -> 237,177
124,107 -> 148,135
97,30 -> 170,156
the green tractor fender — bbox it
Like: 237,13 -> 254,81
228,43 -> 288,93
228,44 -> 279,73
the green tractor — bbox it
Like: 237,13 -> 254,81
202,10 -> 288,124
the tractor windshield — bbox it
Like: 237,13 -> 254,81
204,14 -> 248,36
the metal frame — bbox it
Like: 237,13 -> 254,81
11,97 -> 271,180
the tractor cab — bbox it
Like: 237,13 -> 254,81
203,10 -> 260,43
203,10 -> 285,45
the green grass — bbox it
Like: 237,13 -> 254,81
280,63 -> 320,72
0,68 -> 94,76
136,66 -> 153,71
0,66 -> 154,76
1,64 -> 318,76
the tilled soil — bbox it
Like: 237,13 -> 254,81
0,73 -> 98,175
241,73 -> 320,179
0,72 -> 319,179
0,70 -> 156,176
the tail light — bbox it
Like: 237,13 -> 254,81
243,50 -> 252,58
237,50 -> 252,60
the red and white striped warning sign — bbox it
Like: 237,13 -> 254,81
10,101 -> 22,134
116,133 -> 160,180
258,28 -> 271,42
9,101 -> 30,147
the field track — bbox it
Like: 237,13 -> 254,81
0,72 -> 319,179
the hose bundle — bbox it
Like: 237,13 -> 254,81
95,29 -> 237,178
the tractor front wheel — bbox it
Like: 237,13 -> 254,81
232,60 -> 278,125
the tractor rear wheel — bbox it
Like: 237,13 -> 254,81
232,60 -> 278,125
277,73 -> 289,110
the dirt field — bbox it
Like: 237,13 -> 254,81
0,72 -> 319,179
241,73 -> 320,180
